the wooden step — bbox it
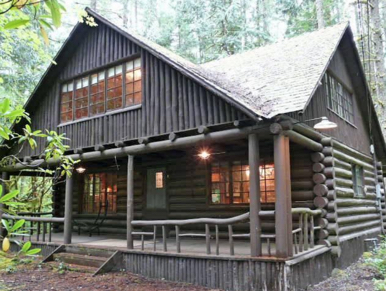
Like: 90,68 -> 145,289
64,245 -> 115,258
53,253 -> 107,268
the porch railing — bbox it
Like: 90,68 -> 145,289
131,207 -> 322,257
3,213 -> 64,243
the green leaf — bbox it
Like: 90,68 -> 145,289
26,248 -> 41,255
10,219 -> 25,233
40,25 -> 49,45
4,19 -> 30,30
2,220 -> 10,232
0,185 -> 3,197
38,19 -> 54,31
46,0 -> 61,28
21,241 -> 31,253
1,99 -> 10,114
0,128 -> 9,140
0,190 -> 19,203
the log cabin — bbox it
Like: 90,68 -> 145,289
1,8 -> 386,291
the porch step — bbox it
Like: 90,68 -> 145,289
53,253 -> 106,268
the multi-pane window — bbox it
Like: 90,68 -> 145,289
324,73 -> 354,124
82,173 -> 118,214
210,160 -> 275,205
60,57 -> 142,123
75,77 -> 89,120
125,58 -> 142,107
107,65 -> 123,111
60,82 -> 73,123
352,164 -> 365,197
90,72 -> 106,116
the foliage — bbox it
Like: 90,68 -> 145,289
364,236 -> 386,290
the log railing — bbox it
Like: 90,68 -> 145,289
131,208 -> 323,257
3,213 -> 64,243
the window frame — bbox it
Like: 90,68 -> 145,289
324,72 -> 355,126
59,55 -> 142,125
208,158 -> 275,206
81,172 -> 118,214
352,164 -> 365,198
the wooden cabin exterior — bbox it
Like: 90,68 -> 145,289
1,8 -> 386,291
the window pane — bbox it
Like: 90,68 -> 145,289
60,82 -> 74,123
125,57 -> 142,108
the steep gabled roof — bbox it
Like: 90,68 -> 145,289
201,23 -> 348,118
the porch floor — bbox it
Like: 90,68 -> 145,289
28,232 -> 323,258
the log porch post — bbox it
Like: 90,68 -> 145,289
63,171 -> 74,244
127,155 -> 134,249
274,133 -> 293,258
248,134 -> 262,257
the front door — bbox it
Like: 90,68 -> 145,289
144,167 -> 167,219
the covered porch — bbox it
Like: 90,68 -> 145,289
1,119 -> 330,260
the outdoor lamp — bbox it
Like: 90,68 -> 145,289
312,116 -> 337,130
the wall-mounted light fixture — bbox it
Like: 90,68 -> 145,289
304,116 -> 337,130
75,166 -> 86,174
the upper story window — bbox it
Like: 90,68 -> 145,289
60,57 -> 142,124
324,73 -> 354,124
210,159 -> 275,205
60,82 -> 73,123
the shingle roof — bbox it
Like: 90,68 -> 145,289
201,23 -> 349,118
90,8 -> 348,119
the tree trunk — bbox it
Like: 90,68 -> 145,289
123,0 -> 129,28
316,0 -> 325,29
370,0 -> 386,133
90,0 -> 97,10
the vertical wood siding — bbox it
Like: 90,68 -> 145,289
288,48 -> 372,156
12,21 -> 247,157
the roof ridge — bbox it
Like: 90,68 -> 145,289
201,22 -> 349,68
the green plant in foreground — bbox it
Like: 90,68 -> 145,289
364,236 -> 386,290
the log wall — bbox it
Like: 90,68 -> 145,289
53,142 -> 313,235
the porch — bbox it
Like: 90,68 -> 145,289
1,120 -> 333,290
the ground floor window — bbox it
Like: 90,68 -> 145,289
82,173 -> 118,213
210,160 -> 275,205
352,164 -> 365,197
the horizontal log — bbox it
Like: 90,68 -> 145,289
198,125 -> 209,134
322,147 -> 333,156
318,229 -> 329,239
333,149 -> 374,172
313,184 -> 328,196
337,213 -> 380,225
312,163 -> 325,173
313,173 -> 326,184
284,130 -> 323,152
329,226 -> 381,245
3,214 -> 64,223
314,196 -> 328,208
291,169 -> 313,179
339,220 -> 381,235
331,198 -> 377,207
317,218 -> 329,228
322,156 -> 334,167
3,126 -> 265,171
327,223 -> 339,234
311,152 -> 325,163
291,191 -> 314,201
291,180 -> 314,190
321,137 -> 332,146
132,212 -> 250,226
336,206 -> 378,216
332,140 -> 373,163
115,141 -> 125,147
292,123 -> 324,142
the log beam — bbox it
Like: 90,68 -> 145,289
274,134 -> 293,258
127,155 -> 135,249
63,171 -> 74,244
248,133 -> 261,257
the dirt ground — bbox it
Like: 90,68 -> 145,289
307,258 -> 381,291
0,257 -> 381,291
0,261 -> 218,291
